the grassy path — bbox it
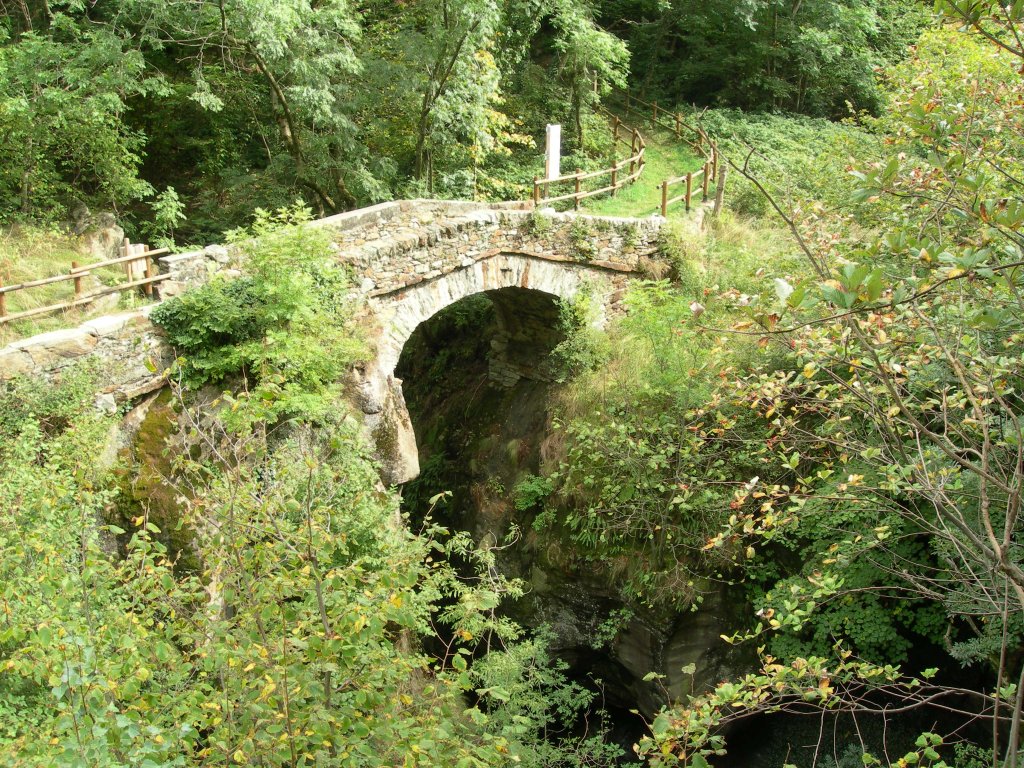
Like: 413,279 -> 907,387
581,124 -> 706,219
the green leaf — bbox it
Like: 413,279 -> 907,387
774,278 -> 794,303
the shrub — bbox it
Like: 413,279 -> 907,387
550,288 -> 610,382
512,473 -> 554,512
151,205 -> 366,423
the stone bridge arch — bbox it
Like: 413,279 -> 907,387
355,250 -> 631,485
370,250 -> 620,378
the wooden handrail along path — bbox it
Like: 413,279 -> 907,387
616,90 -> 723,217
532,113 -> 647,209
0,239 -> 169,325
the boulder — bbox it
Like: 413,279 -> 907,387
74,211 -> 125,261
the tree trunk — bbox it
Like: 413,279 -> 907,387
572,83 -> 584,151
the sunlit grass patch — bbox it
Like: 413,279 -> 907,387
0,225 -> 154,344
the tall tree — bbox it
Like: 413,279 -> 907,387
0,4 -> 155,218
122,0 -> 366,215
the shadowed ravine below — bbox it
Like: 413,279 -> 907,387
394,289 -> 744,762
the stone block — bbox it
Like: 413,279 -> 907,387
81,311 -> 144,338
204,244 -> 230,264
0,348 -> 34,381
13,328 -> 98,366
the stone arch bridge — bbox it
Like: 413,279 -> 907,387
0,199 -> 666,483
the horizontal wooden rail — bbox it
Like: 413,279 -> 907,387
0,243 -> 169,326
70,248 -> 169,274
532,116 -> 647,210
0,274 -> 169,324
0,272 -> 80,295
659,151 -> 718,217
617,90 -> 712,159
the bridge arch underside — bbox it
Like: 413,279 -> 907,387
361,252 -> 619,485
372,252 -> 615,378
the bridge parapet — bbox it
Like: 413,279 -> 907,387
337,207 -> 659,297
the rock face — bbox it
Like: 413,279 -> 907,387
71,209 -> 125,261
348,363 -> 420,485
511,552 -> 748,717
0,307 -> 171,402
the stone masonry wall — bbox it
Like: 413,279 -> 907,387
339,206 -> 659,297
0,307 -> 173,409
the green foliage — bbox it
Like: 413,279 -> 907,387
466,627 -> 625,767
550,288 -> 611,382
513,473 -> 554,512
0,358 -> 631,766
539,279 -> 776,608
546,392 -> 765,609
548,0 -> 629,149
567,217 -> 597,260
0,11 -> 157,219
151,205 -> 366,423
525,208 -> 554,235
146,186 -> 186,247
604,0 -> 926,118
695,108 -> 882,217
644,13 -> 1024,765
0,363 -> 100,444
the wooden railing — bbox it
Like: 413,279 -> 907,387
616,90 -> 725,217
619,91 -> 712,156
659,147 -> 720,216
532,116 -> 646,208
0,240 -> 169,325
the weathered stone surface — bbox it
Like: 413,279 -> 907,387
206,245 -> 230,264
74,211 -> 124,261
95,392 -> 118,413
12,328 -> 98,364
0,348 -> 33,380
81,311 -> 144,338
0,198 -> 673,484
357,369 -> 419,485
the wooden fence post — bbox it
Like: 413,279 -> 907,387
613,116 -> 620,145
713,165 -> 727,219
533,177 -> 540,206
652,100 -> 658,125
712,143 -> 719,180
121,238 -> 131,278
629,132 -> 637,176
661,180 -> 669,217
144,251 -> 154,297
675,113 -> 681,138
685,172 -> 693,212
71,262 -> 82,299
574,171 -> 581,210
702,162 -> 711,201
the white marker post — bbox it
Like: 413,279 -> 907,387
545,123 -> 561,183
